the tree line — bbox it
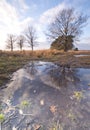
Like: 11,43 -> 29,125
6,26 -> 37,51
6,8 -> 88,52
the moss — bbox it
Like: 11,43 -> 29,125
73,91 -> 83,101
21,100 -> 29,107
0,114 -> 5,123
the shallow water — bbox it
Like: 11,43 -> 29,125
74,54 -> 90,57
0,61 -> 90,130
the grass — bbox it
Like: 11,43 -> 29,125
0,52 -> 31,87
73,91 -> 83,101
21,100 -> 29,107
49,121 -> 64,130
0,49 -> 90,87
0,114 -> 5,123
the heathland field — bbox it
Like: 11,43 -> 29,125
0,50 -> 90,87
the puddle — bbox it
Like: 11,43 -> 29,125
74,54 -> 90,57
0,61 -> 90,130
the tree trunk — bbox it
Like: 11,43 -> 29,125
0,122 -> 2,130
11,42 -> 13,52
32,45 -> 33,52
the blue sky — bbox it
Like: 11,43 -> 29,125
0,0 -> 90,50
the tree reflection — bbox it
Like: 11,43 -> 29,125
25,61 -> 38,78
45,64 -> 80,88
0,62 -> 89,130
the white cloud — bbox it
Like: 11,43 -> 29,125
13,0 -> 29,12
81,37 -> 90,44
0,0 -> 19,49
0,0 -> 18,26
86,37 -> 90,44
39,1 -> 90,50
0,0 -> 33,49
18,0 -> 29,10
36,2 -> 67,49
39,2 -> 66,25
13,0 -> 37,14
0,0 -> 89,50
19,17 -> 34,32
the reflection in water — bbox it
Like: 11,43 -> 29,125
26,61 -> 80,89
26,61 -> 37,76
0,61 -> 90,130
25,61 -> 38,80
45,64 -> 80,88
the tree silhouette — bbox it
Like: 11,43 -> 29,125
51,35 -> 74,50
48,8 -> 87,51
17,35 -> 25,51
25,26 -> 37,51
6,34 -> 16,51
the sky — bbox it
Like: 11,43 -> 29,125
0,0 -> 90,50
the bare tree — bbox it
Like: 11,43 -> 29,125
25,26 -> 37,51
17,35 -> 25,51
6,34 -> 16,51
48,8 -> 87,51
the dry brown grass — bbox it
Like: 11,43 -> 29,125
68,50 -> 90,55
1,49 -> 65,59
0,49 -> 90,87
1,49 -> 90,57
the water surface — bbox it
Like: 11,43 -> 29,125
74,54 -> 90,57
0,61 -> 90,130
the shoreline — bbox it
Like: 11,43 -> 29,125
0,50 -> 90,87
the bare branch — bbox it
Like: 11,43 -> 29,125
48,8 -> 88,51
25,26 -> 37,51
6,34 -> 16,51
17,35 -> 25,51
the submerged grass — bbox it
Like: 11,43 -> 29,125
0,114 -> 5,123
